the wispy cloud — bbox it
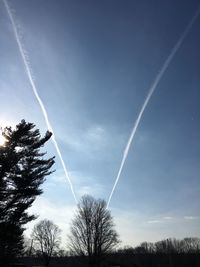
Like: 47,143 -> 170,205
86,125 -> 106,142
56,123 -> 126,157
49,169 -> 70,185
49,169 -> 106,199
146,215 -> 200,224
56,124 -> 107,152
163,216 -> 173,220
77,184 -> 104,198
184,216 -> 199,220
147,215 -> 174,224
112,209 -> 179,246
147,220 -> 162,224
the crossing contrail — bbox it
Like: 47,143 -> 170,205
107,5 -> 200,208
3,0 -> 78,203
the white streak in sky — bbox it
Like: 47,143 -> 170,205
107,5 -> 200,208
3,0 -> 77,203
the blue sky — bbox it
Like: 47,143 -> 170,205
0,0 -> 200,246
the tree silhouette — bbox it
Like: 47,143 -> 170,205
68,195 -> 120,267
32,219 -> 61,266
0,120 -> 55,266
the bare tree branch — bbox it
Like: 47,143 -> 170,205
32,219 -> 61,266
68,195 -> 120,267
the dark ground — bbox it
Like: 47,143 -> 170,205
16,253 -> 200,267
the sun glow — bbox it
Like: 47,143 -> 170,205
0,133 -> 6,146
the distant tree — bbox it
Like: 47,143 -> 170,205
182,237 -> 200,253
155,238 -> 181,254
23,236 -> 35,256
54,248 -> 70,257
32,219 -> 61,266
0,120 -> 55,266
68,195 -> 120,267
115,238 -> 200,267
117,245 -> 135,255
139,242 -> 155,254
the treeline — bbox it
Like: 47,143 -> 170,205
117,237 -> 200,254
25,237 -> 200,257
110,238 -> 200,267
22,237 -> 200,267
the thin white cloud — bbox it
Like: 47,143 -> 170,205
77,184 -> 104,198
86,125 -> 106,141
57,124 -> 107,152
49,169 -> 68,184
48,169 -> 106,200
146,215 -> 200,224
50,169 -> 91,186
147,220 -> 162,224
146,215 -> 175,224
184,216 -> 199,220
112,209 -> 177,246
163,216 -> 173,220
56,123 -> 126,159
66,125 -> 110,155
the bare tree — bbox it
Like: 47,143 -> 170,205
32,219 -> 61,266
182,237 -> 200,253
68,195 -> 120,267
23,236 -> 34,256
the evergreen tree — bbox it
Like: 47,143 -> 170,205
0,120 -> 55,266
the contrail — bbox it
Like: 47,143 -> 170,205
3,0 -> 78,203
107,5 -> 200,208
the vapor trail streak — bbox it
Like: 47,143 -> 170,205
107,5 -> 200,208
3,0 -> 77,203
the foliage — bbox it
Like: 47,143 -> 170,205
0,120 -> 55,266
